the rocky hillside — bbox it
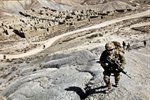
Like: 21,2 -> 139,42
0,0 -> 71,14
0,8 -> 150,100
0,0 -> 139,55
133,0 -> 150,4
0,0 -> 137,15
0,0 -> 150,100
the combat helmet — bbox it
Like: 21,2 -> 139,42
112,41 -> 121,48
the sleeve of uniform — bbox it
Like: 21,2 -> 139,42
119,52 -> 126,69
99,51 -> 108,70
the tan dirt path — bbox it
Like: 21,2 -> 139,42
0,9 -> 150,59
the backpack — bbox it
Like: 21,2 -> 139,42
112,41 -> 125,54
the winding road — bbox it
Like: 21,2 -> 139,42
130,22 -> 150,28
0,9 -> 150,59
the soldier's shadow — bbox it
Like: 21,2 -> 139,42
65,86 -> 107,100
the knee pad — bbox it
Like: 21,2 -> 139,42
115,75 -> 120,83
104,76 -> 110,84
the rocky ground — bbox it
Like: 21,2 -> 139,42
0,1 -> 150,100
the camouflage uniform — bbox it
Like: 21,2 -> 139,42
100,42 -> 126,89
112,41 -> 125,54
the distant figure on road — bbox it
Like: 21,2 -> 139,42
126,43 -> 131,51
3,55 -> 6,59
143,40 -> 146,47
122,41 -> 126,50
99,42 -> 126,93
43,45 -> 46,49
24,49 -> 27,53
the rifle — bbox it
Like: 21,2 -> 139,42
106,57 -> 131,79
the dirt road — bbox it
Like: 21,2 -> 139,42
0,9 -> 150,59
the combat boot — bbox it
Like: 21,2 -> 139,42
108,83 -> 112,89
114,82 -> 118,87
105,83 -> 112,93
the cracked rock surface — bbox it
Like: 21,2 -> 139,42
1,43 -> 150,100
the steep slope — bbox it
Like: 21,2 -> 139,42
133,0 -> 150,4
0,0 -> 72,14
0,8 -> 150,100
0,0 -> 136,15
0,0 -> 150,100
1,36 -> 150,100
0,0 -> 39,13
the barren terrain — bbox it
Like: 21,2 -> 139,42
0,0 -> 150,100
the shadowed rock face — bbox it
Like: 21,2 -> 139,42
2,50 -> 96,100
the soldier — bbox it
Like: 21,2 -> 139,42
126,43 -> 130,51
122,41 -> 126,50
3,55 -> 6,59
112,41 -> 125,54
99,42 -> 126,92
143,40 -> 146,47
43,45 -> 46,49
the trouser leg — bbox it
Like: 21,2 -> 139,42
103,75 -> 111,89
114,73 -> 120,86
